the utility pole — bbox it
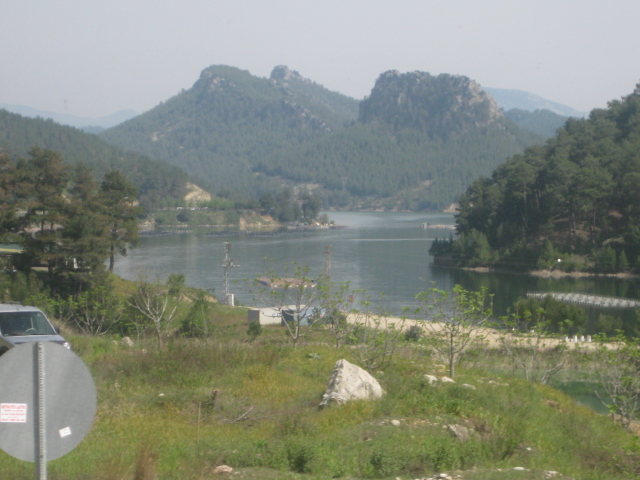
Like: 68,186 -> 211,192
325,245 -> 331,277
222,242 -> 239,305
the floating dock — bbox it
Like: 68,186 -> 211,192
527,292 -> 640,308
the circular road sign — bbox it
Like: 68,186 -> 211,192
0,342 -> 96,462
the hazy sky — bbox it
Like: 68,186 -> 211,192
2,0 -> 639,118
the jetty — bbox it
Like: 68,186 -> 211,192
257,277 -> 316,288
421,223 -> 455,229
527,292 -> 640,308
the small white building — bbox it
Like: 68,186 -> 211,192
247,307 -> 283,325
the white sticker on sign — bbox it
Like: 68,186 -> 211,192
0,403 -> 27,423
59,426 -> 72,438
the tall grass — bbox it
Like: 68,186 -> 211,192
1,317 -> 638,479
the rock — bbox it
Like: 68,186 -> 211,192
212,464 -> 234,474
628,419 -> 640,436
487,380 -> 508,386
390,419 -> 401,426
424,374 -> 438,385
120,336 -> 134,347
546,399 -> 560,409
441,376 -> 455,383
447,424 -> 471,441
461,383 -> 476,390
320,359 -> 384,407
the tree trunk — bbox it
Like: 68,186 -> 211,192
109,245 -> 115,273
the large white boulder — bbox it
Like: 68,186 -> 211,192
320,359 -> 384,407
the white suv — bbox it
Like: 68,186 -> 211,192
0,304 -> 70,355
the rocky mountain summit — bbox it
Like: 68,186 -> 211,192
100,65 -> 542,210
360,70 -> 503,138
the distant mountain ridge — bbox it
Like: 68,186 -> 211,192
2,81 -> 583,130
100,65 -> 358,198
2,65 -> 581,211
100,65 -> 544,210
0,103 -> 138,130
484,88 -> 587,118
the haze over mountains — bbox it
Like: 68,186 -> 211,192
1,65 -> 583,210
0,103 -> 139,131
1,82 -> 584,130
99,65 -> 572,210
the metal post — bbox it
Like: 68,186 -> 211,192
324,245 -> 331,277
222,242 -> 239,305
35,342 -> 47,480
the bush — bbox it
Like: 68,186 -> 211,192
247,320 -> 262,340
178,291 -> 213,338
404,324 -> 423,342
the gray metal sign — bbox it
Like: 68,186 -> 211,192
0,342 -> 96,463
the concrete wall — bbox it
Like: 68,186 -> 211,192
248,308 -> 283,325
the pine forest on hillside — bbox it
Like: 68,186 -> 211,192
100,66 -> 548,210
432,84 -> 640,274
0,109 -> 189,211
2,64 -> 572,212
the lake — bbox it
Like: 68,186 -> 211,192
113,211 -> 640,327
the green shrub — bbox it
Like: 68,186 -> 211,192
247,320 -> 262,340
404,324 -> 423,342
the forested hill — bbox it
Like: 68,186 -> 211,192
100,65 -> 357,198
101,66 -> 544,210
504,108 -> 569,139
442,83 -> 640,273
0,109 -> 189,210
257,70 -> 543,209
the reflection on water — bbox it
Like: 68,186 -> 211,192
113,212 -> 640,327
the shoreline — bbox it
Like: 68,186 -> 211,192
345,313 -> 607,350
460,266 -> 640,280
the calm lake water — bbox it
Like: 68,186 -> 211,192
113,211 -> 640,327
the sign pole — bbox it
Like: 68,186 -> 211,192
35,342 -> 47,480
0,342 -> 96,469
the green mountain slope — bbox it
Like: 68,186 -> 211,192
259,71 -> 543,209
101,66 -> 544,210
446,83 -> 640,272
0,109 -> 189,210
505,108 -> 569,139
101,65 -> 357,196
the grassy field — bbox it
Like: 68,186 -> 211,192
0,302 -> 638,480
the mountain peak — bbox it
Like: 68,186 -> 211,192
270,65 -> 304,82
360,70 -> 503,137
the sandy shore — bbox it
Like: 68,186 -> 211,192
346,313 -> 605,350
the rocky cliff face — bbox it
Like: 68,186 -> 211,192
270,65 -> 306,84
359,70 -> 503,138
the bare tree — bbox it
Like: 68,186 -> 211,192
249,263 -> 327,347
498,306 -> 569,384
349,301 -> 406,373
593,335 -> 640,428
128,275 -> 178,347
416,285 -> 493,379
317,279 -> 363,348
65,286 -> 123,336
